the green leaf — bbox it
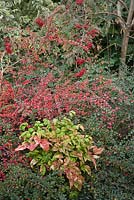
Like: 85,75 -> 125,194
70,157 -> 77,162
20,131 -> 30,139
81,165 -> 91,175
43,118 -> 50,126
20,122 -> 28,131
28,128 -> 34,133
40,165 -> 46,176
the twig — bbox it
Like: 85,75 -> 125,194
128,36 -> 134,39
94,43 -> 118,58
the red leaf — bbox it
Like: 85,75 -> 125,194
15,142 -> 28,151
34,136 -> 41,145
74,68 -> 86,78
34,136 -> 50,151
40,139 -> 50,151
27,142 -> 38,151
76,58 -> 86,65
88,151 -> 97,169
4,42 -> 12,54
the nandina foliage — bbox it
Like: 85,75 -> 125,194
15,114 -> 103,190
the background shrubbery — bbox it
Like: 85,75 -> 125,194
0,165 -> 69,200
0,0 -> 134,199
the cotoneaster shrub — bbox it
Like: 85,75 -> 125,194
0,69 -> 130,134
0,133 -> 30,183
3,0 -> 130,135
81,97 -> 134,200
0,164 -> 69,200
0,163 -> 96,200
0,2 -> 99,132
92,130 -> 134,200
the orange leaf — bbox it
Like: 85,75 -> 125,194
92,146 -> 104,155
88,151 -> 97,169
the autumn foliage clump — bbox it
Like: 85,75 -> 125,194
15,114 -> 103,190
0,70 -> 128,133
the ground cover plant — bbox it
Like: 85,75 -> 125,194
0,0 -> 134,199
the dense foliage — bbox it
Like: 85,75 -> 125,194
0,0 -> 134,199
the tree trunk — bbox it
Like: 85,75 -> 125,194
121,0 -> 134,63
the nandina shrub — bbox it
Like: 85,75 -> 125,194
15,112 -> 104,191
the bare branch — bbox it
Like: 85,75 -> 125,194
121,0 -> 134,64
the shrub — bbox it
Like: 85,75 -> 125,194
0,164 -> 69,200
1,70 -> 130,134
94,139 -> 134,199
0,134 -> 29,182
89,127 -> 134,200
15,112 -> 103,191
0,2 -> 99,132
0,163 -> 96,200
